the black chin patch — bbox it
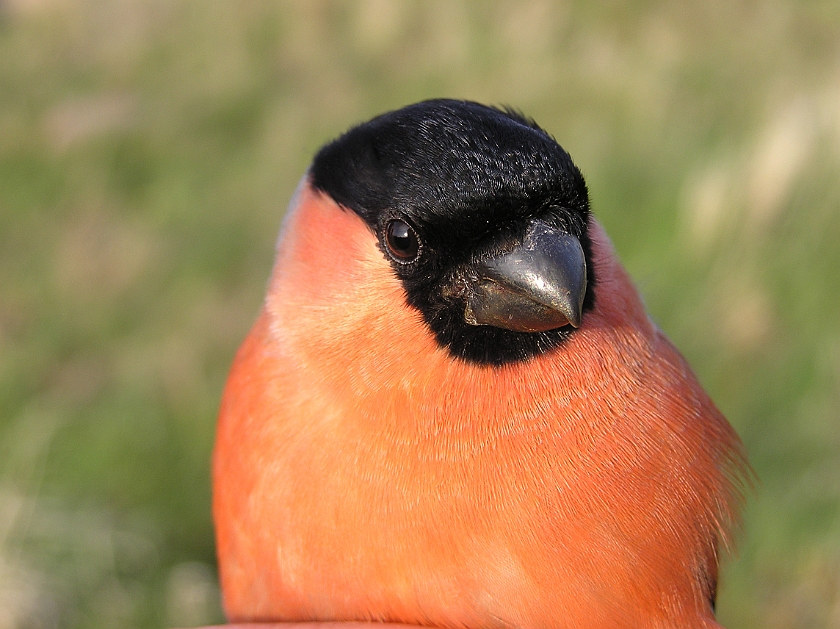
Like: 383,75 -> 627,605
310,99 -> 595,366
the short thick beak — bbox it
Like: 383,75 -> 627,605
464,220 -> 587,333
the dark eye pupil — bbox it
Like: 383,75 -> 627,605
386,220 -> 419,260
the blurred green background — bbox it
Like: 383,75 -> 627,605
1,1 -> 838,627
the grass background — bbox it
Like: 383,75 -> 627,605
1,1 -> 839,627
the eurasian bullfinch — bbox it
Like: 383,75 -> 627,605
213,100 -> 747,629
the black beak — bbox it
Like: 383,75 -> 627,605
463,220 -> 587,332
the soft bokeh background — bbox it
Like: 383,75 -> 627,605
1,1 -> 839,627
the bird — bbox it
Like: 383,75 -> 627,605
213,99 -> 747,629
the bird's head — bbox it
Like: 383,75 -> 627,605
269,99 -> 597,367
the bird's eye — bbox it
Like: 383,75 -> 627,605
385,219 -> 420,262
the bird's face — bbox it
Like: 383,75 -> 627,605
292,100 -> 597,366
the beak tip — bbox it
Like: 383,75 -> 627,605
557,297 -> 583,329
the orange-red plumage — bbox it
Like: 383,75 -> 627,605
213,101 -> 746,629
